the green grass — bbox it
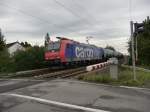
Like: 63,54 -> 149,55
138,65 -> 150,70
78,67 -> 150,87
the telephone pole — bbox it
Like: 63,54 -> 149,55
135,35 -> 138,61
130,21 -> 136,80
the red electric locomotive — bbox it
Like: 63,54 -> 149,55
45,37 -> 75,65
45,36 -> 104,65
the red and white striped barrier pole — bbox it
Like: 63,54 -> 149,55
86,60 -> 113,72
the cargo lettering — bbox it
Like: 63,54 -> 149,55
75,47 -> 93,58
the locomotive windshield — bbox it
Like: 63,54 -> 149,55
47,41 -> 60,51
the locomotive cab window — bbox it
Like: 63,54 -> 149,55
47,41 -> 60,51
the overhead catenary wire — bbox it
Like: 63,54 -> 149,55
0,0 -> 100,37
0,1 -> 50,25
0,1 -> 80,35
69,0 -> 98,24
52,0 -> 94,26
0,0 -> 126,48
52,0 -> 102,43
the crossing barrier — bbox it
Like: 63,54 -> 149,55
86,61 -> 113,72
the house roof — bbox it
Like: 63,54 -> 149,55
6,42 -> 20,48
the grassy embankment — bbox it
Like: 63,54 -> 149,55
78,66 -> 150,87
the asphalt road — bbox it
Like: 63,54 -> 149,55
0,79 -> 44,93
0,79 -> 150,112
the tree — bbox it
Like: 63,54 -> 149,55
128,17 -> 150,66
0,29 -> 49,73
45,33 -> 50,46
0,29 -> 6,51
12,46 -> 47,71
0,29 -> 12,72
105,45 -> 115,51
20,41 -> 31,48
0,50 -> 12,72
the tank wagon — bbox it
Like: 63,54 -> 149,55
103,49 -> 123,59
45,37 -> 123,65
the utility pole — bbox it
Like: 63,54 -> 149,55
135,35 -> 138,61
130,21 -> 136,80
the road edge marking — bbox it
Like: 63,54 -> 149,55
3,93 -> 110,112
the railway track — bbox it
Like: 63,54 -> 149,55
1,66 -> 87,80
33,67 -> 87,79
2,67 -> 66,78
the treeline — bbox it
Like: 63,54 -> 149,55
10,46 -> 48,72
128,17 -> 150,67
0,30 -> 48,73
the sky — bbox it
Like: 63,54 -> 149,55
0,0 -> 150,54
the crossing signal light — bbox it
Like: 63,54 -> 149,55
134,23 -> 144,34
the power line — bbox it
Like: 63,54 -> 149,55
0,1 -> 50,25
53,0 -> 93,26
0,1 -> 78,35
0,0 -> 99,37
70,0 -> 98,24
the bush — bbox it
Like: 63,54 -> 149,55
0,45 -> 49,73
0,50 -> 12,73
12,46 -> 48,71
83,75 -> 114,84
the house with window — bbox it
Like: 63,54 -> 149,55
6,42 -> 25,55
